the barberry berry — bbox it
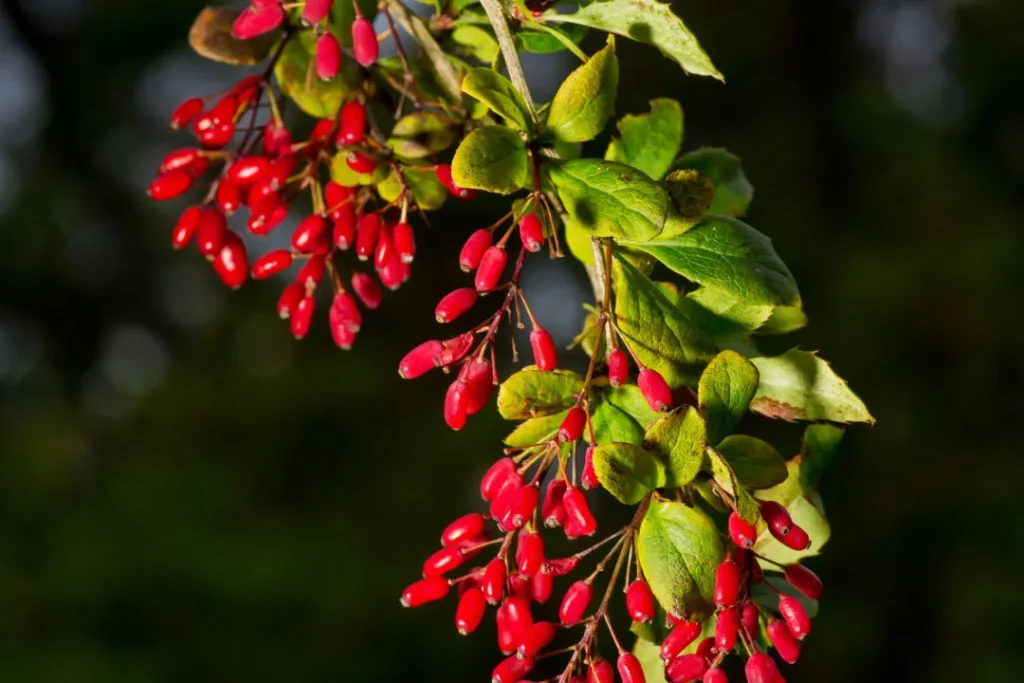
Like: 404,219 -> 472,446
456,587 -> 487,635
714,560 -> 742,607
778,595 -> 810,640
581,445 -> 599,490
277,282 -> 303,319
351,16 -> 379,66
744,653 -> 780,683
558,580 -> 592,624
169,97 -> 204,129
171,206 -> 202,249
558,406 -> 586,442
530,328 -> 557,371
301,0 -> 334,26
436,288 -> 479,323
351,272 -> 383,309
666,653 -> 709,683
401,575 -> 450,608
339,100 -> 367,145
767,619 -> 801,664
213,231 -> 248,289
252,249 -> 292,279
562,486 -> 597,537
617,652 -> 646,683
728,512 -> 757,549
608,348 -> 629,387
661,620 -> 702,661
232,1 -> 285,40
588,659 -> 614,683
519,213 -> 544,252
292,214 -> 327,252
423,545 -> 465,577
148,170 -> 193,200
290,295 -> 316,339
626,579 -> 656,624
475,246 -> 508,291
315,33 -> 342,80
783,564 -> 822,600
715,605 -> 740,652
638,368 -> 673,412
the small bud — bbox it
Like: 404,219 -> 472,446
351,17 -> 379,66
728,512 -> 757,549
638,368 -> 673,411
558,580 -> 593,624
744,653 -> 780,683
714,560 -> 742,607
530,328 -> 557,371
617,652 -> 646,683
715,605 -> 740,652
665,654 -> 708,683
783,564 -> 822,600
460,229 -> 493,271
339,100 -> 367,145
767,619 -> 801,664
455,586 -> 486,635
147,170 -> 193,200
290,295 -> 315,339
437,163 -> 477,200
660,620 -> 702,661
778,595 -> 811,640
608,348 -> 629,387
475,246 -> 508,291
252,249 -> 293,279
212,231 -> 248,289
170,97 -> 204,129
315,33 -> 342,80
557,406 -> 586,443
277,282 -> 303,319
519,213 -> 544,252
400,575 -> 449,608
581,446 -> 599,490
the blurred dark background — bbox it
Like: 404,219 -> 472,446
1,0 -> 1023,681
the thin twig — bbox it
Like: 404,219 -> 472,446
478,0 -> 537,123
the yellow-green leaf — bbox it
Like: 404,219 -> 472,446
698,350 -> 759,444
461,67 -> 532,132
189,8 -> 276,65
497,367 -> 584,420
451,125 -> 528,194
274,31 -> 358,118
387,111 -> 459,159
592,442 -> 666,504
644,407 -> 706,488
676,147 -> 754,217
606,99 -> 684,180
716,435 -> 788,489
750,349 -> 874,424
545,36 -> 619,143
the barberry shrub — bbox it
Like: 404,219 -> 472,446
157,2 -> 875,682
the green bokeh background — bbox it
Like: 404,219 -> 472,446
1,1 -> 1022,681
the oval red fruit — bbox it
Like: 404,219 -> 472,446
661,620 -> 702,661
779,524 -> 810,551
442,513 -> 486,547
350,271 -> 383,309
767,619 -> 801,664
519,213 -> 544,252
277,282 -> 303,319
252,249 -> 292,279
704,668 -> 728,683
617,652 -> 646,683
530,570 -> 552,604
147,170 -> 193,200
291,214 -> 327,253
212,231 -> 248,289
744,653 -> 780,683
714,560 -> 742,607
170,97 -> 204,129
562,486 -> 596,537
195,208 -> 228,259
393,221 -> 415,263
159,148 -> 202,173
517,531 -> 545,576
436,288 -> 478,323
728,512 -> 757,549
481,457 -> 517,501
638,368 -> 673,411
332,207 -> 357,250
456,587 -> 486,635
460,229 -> 493,271
227,156 -> 270,184
315,32 -> 341,80
778,595 -> 810,640
232,2 -> 285,40
492,654 -> 533,683
296,254 -> 326,288
626,579 -> 655,624
581,445 -> 599,490
558,406 -> 586,443
715,605 -> 740,652
541,478 -> 567,527
666,653 -> 708,683
784,564 -> 822,600
216,179 -> 242,214
400,575 -> 450,608
481,557 -> 507,605
339,100 -> 367,145
608,348 -> 629,387
760,501 -> 793,539
423,545 -> 465,577
171,206 -> 202,249
436,163 -> 476,200
301,0 -> 334,25
588,659 -> 614,683
475,246 -> 508,291
518,620 -> 556,658
346,149 -> 377,174
290,295 -> 316,339
355,213 -> 381,261
351,17 -> 379,66
558,580 -> 592,624
530,328 -> 557,371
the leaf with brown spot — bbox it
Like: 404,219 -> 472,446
189,8 -> 277,65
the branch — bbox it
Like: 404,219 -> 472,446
478,0 -> 537,122
386,0 -> 463,105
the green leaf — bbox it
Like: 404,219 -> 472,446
605,99 -> 684,181
624,215 -> 800,308
693,476 -> 729,513
704,447 -> 760,522
659,170 -> 715,238
451,125 -> 529,194
545,36 -> 619,143
644,407 -> 706,488
593,442 -> 666,504
549,159 -> 668,241
588,384 -> 661,446
716,435 -> 787,489
189,8 -> 277,65
758,305 -> 808,336
800,423 -> 844,489
687,288 -> 774,335
450,25 -> 499,64
698,350 -> 759,444
517,22 -> 590,55
613,257 -> 718,386
504,411 -> 568,447
497,367 -> 584,420
461,68 -> 532,132
637,498 -> 724,619
387,111 -> 459,159
542,0 -> 723,81
375,166 -> 448,211
676,148 -> 754,217
274,31 -> 358,118
750,349 -> 874,424
633,637 -> 666,683
753,458 -> 831,564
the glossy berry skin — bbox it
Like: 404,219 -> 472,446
562,486 -> 597,537
148,170 -> 193,200
391,221 -> 415,263
232,2 -> 285,40
195,209 -> 228,259
456,587 -> 487,635
373,222 -> 394,269
481,457 -> 518,501
436,288 -> 478,323
660,620 -> 703,661
481,557 -> 506,605
290,295 -> 315,339
617,652 -> 646,683
213,232 -> 248,289
170,97 -> 204,129
558,580 -> 593,624
503,484 -> 539,530
160,148 -> 202,173
760,501 -> 793,538
330,316 -> 357,350
216,179 -> 242,214
704,669 -> 728,683
587,659 -> 614,683
558,406 -> 586,442
301,0 -> 334,24
714,560 -> 742,607
324,181 -> 355,217
277,282 -> 303,319
541,479 -> 567,527
581,445 -> 599,489
227,156 -> 270,184
492,655 -> 533,683
291,214 -> 327,253
332,208 -> 357,250
767,619 -> 801,664
400,575 -> 450,608
171,206 -> 202,249
423,546 -> 465,577
351,17 -> 379,66
351,272 -> 383,309
728,512 -> 758,549
519,213 -> 544,252
475,246 -> 508,291
666,654 -> 708,683
784,564 -> 822,600
626,579 -> 656,624
744,653 -> 780,683
638,368 -> 673,411
296,255 -> 326,288
330,291 -> 362,333
437,163 -> 477,200
530,328 -> 557,371
518,621 -> 556,658
530,571 -> 552,604
346,149 -> 377,174
715,605 -> 740,652
355,213 -> 381,261
544,556 -> 579,577
456,232 -> 491,276
741,602 -> 760,639
315,33 -> 342,80
252,249 -> 292,279
518,531 -> 545,576
339,100 -> 367,145
608,348 -> 629,387
779,524 -> 810,551
778,595 -> 811,640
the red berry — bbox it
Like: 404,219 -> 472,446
558,580 -> 592,624
784,564 -> 822,600
147,170 -> 193,200
517,531 -> 545,576
502,594 -> 534,638
227,156 -> 270,184
252,249 -> 292,279
638,368 -> 673,411
459,358 -> 494,415
374,222 -> 394,270
346,149 -> 377,174
232,1 -> 285,40
530,328 -> 557,371
475,246 -> 508,291
760,500 -> 792,535
519,213 -> 544,252
212,231 -> 248,289
309,118 -> 338,148
617,652 -> 646,683
608,348 -> 629,387
518,620 -> 556,658
714,560 -> 742,607
400,339 -> 441,377
339,100 -> 367,145
481,557 -> 507,605
715,605 -> 740,652
666,653 -> 708,683
324,181 -> 356,218
530,570 -> 552,604
290,295 -> 315,339
728,512 -> 757,549
695,637 -> 716,662
330,314 -> 357,350
480,457 -> 516,501
392,221 -> 415,263
778,595 -> 810,640
376,251 -> 407,291
436,163 -> 477,200
248,195 -> 288,235
423,545 -> 465,577
661,620 -> 702,660
216,179 -> 242,214
400,575 -> 449,608
704,669 -> 728,683
351,272 -> 383,309
332,207 -> 357,249
501,484 -> 538,531
159,148 -> 203,173
263,118 -> 292,155
315,32 -> 341,80
296,254 -> 326,288
246,177 -> 277,208
436,288 -> 478,323
330,291 -> 361,333
588,659 -> 614,683
195,208 -> 228,259
444,378 -> 468,430
767,619 -> 801,664
171,206 -> 202,249
301,0 -> 334,24
741,602 -> 760,639
436,335 -> 474,368
541,479 -> 567,527
562,486 -> 596,537
558,406 -> 586,443
581,446 -> 599,490
355,213 -> 381,261
291,214 -> 327,253
441,513 -> 486,548
455,586 -> 486,635
197,120 -> 236,148
277,282 -> 303,319
492,655 -> 533,683
626,579 -> 656,624
744,653 -> 780,683
779,524 -> 810,551
544,556 -> 579,577
459,230 -> 493,272
351,17 -> 379,66
170,97 -> 204,129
